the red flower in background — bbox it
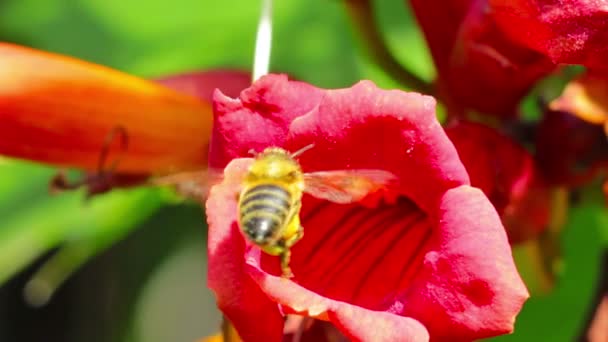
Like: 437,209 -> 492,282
490,0 -> 608,71
536,108 -> 608,187
206,74 -> 528,341
488,1 -> 608,191
407,0 -> 555,117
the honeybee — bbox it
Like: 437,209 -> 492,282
153,145 -> 397,278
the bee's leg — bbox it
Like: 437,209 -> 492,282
280,249 -> 294,279
280,224 -> 304,279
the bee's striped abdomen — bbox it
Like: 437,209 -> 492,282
239,184 -> 292,244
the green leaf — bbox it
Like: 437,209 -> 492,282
0,186 -> 163,286
492,203 -> 605,341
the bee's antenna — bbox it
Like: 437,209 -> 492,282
291,144 -> 314,158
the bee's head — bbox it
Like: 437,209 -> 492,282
246,147 -> 303,183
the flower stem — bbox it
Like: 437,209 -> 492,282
344,0 -> 434,95
252,0 -> 273,82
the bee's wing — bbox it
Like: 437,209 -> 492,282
303,169 -> 398,204
149,168 -> 225,200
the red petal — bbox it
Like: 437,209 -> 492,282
409,0 -> 555,116
247,264 -> 430,342
327,307 -> 428,342
211,74 -> 469,212
446,122 -> 551,243
210,75 -> 325,169
0,43 -> 214,174
206,161 -> 284,342
402,186 -> 528,340
491,0 -> 608,71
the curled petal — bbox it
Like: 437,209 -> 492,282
0,43 -> 213,174
402,186 -> 528,340
286,79 -> 468,212
247,264 -> 430,342
328,307 -> 428,342
210,75 -> 325,169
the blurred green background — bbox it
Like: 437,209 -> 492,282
0,0 -> 605,341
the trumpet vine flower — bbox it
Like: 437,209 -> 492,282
206,74 -> 528,341
0,43 -> 249,176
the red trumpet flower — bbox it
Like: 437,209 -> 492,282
491,0 -> 608,72
0,43 -> 249,176
407,0 -> 555,117
206,74 -> 528,341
